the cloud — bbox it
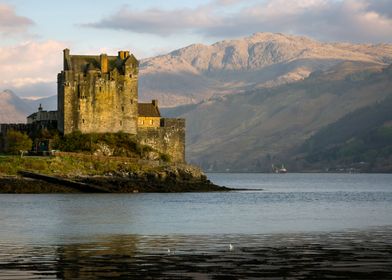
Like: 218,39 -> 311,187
213,0 -> 246,6
0,4 -> 34,36
83,0 -> 392,43
83,4 -> 218,36
0,40 -> 66,98
367,0 -> 392,19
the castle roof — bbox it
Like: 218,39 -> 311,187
64,50 -> 139,74
138,103 -> 161,117
70,55 -> 116,72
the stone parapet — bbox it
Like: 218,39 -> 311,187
138,118 -> 185,163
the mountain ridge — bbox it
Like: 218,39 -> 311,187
164,62 -> 392,171
0,90 -> 57,124
0,90 -> 33,123
299,96 -> 392,172
139,32 -> 392,107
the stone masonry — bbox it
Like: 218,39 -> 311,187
0,49 -> 186,163
58,49 -> 139,134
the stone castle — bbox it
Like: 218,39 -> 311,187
0,50 -> 185,162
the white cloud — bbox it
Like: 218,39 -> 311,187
82,4 -> 218,36
214,0 -> 246,6
82,0 -> 392,43
0,4 -> 34,36
0,40 -> 66,98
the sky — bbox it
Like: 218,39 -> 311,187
1,0 -> 392,99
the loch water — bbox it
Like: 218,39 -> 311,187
0,173 -> 392,279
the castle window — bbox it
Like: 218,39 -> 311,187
99,86 -> 102,92
129,74 -> 132,78
120,121 -> 123,126
130,99 -> 134,104
121,106 -> 124,112
82,119 -> 85,124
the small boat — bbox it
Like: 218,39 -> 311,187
272,164 -> 288,173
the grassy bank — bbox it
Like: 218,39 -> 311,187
0,154 -> 227,193
0,154 -> 158,177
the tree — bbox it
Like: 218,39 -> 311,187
5,130 -> 32,155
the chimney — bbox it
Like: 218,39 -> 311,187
152,99 -> 158,108
63,48 -> 70,70
100,53 -> 108,73
118,50 -> 130,60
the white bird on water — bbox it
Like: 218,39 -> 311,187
229,243 -> 234,251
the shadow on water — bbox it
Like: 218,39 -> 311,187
1,227 -> 392,279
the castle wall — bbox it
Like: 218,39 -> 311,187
138,117 -> 161,128
58,50 -> 139,135
5,49 -> 186,161
27,110 -> 58,124
1,124 -> 30,152
0,123 -> 56,152
60,72 -> 138,134
57,73 -> 65,133
138,118 -> 185,163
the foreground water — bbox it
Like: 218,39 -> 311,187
0,173 -> 391,279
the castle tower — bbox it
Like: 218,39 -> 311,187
57,49 -> 139,134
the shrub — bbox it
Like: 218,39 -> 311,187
52,131 -> 154,158
5,130 -> 33,155
160,153 -> 171,162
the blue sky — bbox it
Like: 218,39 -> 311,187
1,0 -> 220,56
1,0 -> 392,98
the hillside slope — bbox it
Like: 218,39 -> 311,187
0,90 -> 57,124
139,33 -> 392,107
0,90 -> 34,123
166,64 -> 392,172
298,96 -> 392,172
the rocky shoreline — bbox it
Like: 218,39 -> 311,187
0,176 -> 79,193
0,176 -> 228,194
0,154 -> 231,193
75,175 -> 227,193
0,164 -> 230,193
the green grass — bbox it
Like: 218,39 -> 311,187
0,155 -> 161,177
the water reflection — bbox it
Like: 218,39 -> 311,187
1,227 -> 392,279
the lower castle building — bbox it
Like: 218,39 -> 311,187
0,50 -> 185,162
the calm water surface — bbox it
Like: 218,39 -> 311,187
0,173 -> 391,279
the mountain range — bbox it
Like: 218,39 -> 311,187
1,32 -> 392,172
0,90 -> 56,123
163,62 -> 392,172
139,32 -> 392,107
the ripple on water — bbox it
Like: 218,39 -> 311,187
1,227 -> 392,279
